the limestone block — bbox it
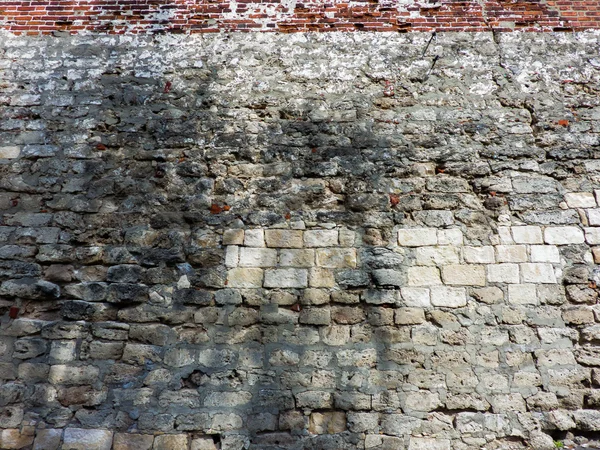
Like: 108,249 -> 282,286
191,438 -> 218,450
398,228 -> 437,246
463,246 -> 494,264
0,147 -> 20,159
401,287 -> 431,307
339,229 -> 356,246
32,429 -> 62,450
441,264 -> 485,286
0,429 -> 34,450
496,245 -> 527,263
265,230 -> 303,248
295,391 -> 333,409
408,437 -> 451,450
62,429 -> 113,450
404,391 -> 441,412
490,394 -> 526,413
225,246 -> 238,267
308,268 -> 335,288
238,247 -> 277,267
438,228 -> 463,246
48,364 -> 99,385
521,263 -> 557,283
407,267 -> 441,286
299,307 -> 331,325
508,284 -> 537,305
395,308 -> 425,325
590,209 -> 600,226
304,230 -> 338,247
530,245 -> 560,263
563,306 -> 595,325
222,229 -> 244,245
113,433 -> 154,450
544,226 -> 584,244
153,434 -> 189,450
244,229 -> 265,247
430,286 -> 466,308
316,248 -> 356,268
264,269 -> 308,288
585,227 -> 600,245
337,349 -> 377,367
309,412 -> 346,434
498,226 -> 515,244
487,264 -> 520,284
279,249 -> 314,267
565,192 -> 596,208
227,268 -> 263,288
205,391 -> 252,407
415,246 -> 460,266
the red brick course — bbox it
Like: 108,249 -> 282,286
0,1 -> 596,34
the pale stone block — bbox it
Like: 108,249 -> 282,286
304,230 -> 338,247
398,228 -> 437,246
401,287 -> 431,307
430,286 -> 466,308
409,437 -> 451,450
585,227 -> 600,245
63,429 -> 113,450
264,269 -> 308,288
521,263 -> 557,283
227,268 -> 263,288
225,246 -> 239,268
49,340 -> 77,363
437,228 -> 463,246
589,209 -> 600,226
511,226 -> 543,244
48,365 -> 99,385
544,226 -> 585,244
0,430 -> 34,450
279,249 -> 315,267
496,245 -> 527,263
463,246 -> 495,264
0,147 -> 20,159
265,229 -> 303,248
153,434 -> 189,450
441,265 -> 485,286
407,267 -> 441,286
316,248 -> 357,268
222,229 -> 244,245
498,226 -> 514,244
530,245 -> 560,263
508,284 -> 538,305
238,247 -> 277,267
308,268 -> 335,288
565,192 -> 597,208
113,433 -> 154,450
339,229 -> 356,247
395,308 -> 426,325
244,229 -> 265,247
415,246 -> 460,266
487,264 -> 520,284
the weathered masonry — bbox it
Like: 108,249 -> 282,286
3,3 -> 600,450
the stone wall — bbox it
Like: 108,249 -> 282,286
2,30 -> 600,449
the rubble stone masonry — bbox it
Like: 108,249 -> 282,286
4,16 -> 600,450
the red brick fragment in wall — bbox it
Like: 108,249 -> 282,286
0,1 -> 597,34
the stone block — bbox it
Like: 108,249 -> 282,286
401,287 -> 431,307
0,147 -> 20,159
244,229 -> 265,247
585,227 -> 600,245
227,268 -> 263,288
299,307 -> 331,325
487,264 -> 520,284
265,230 -> 303,248
589,209 -> 600,226
304,230 -> 338,247
404,391 -> 441,411
153,434 -> 189,450
315,248 -> 356,268
0,429 -> 34,450
408,438 -> 451,450
398,228 -> 437,246
295,391 -> 333,409
395,308 -> 425,325
407,266 -> 441,286
415,246 -> 460,266
264,269 -> 308,288
372,269 -> 404,287
508,284 -> 537,305
430,286 -> 466,308
511,225 -> 543,244
563,306 -> 595,325
565,192 -> 597,208
530,245 -> 560,263
438,228 -> 463,245
223,229 -> 244,245
191,438 -> 218,450
463,246 -> 494,264
521,263 -> 557,283
225,246 -> 238,267
49,340 -> 77,363
441,265 -> 485,286
496,245 -> 527,263
113,434 -> 154,450
238,247 -> 277,267
544,226 -> 585,244
33,429 -> 62,450
48,364 -> 99,385
279,249 -> 314,267
62,429 -> 113,450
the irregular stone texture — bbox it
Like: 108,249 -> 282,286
1,31 -> 600,450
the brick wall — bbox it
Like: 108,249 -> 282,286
0,1 -> 598,35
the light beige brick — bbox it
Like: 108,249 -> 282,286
223,229 -> 244,245
244,229 -> 265,247
437,229 -> 463,246
508,284 -> 538,305
238,247 -> 277,267
441,265 -> 486,286
316,248 -> 357,268
407,267 -> 441,286
395,308 -> 426,325
463,246 -> 495,264
498,226 -> 515,244
430,286 -> 466,308
264,269 -> 308,288
415,246 -> 460,266
0,147 -> 20,159
530,245 -> 560,263
304,230 -> 338,247
544,226 -> 584,245
565,192 -> 597,208
487,264 -> 520,284
511,226 -> 543,244
279,249 -> 315,267
585,228 -> 600,245
265,230 -> 303,248
401,287 -> 431,307
496,245 -> 527,263
398,228 -> 437,247
227,268 -> 263,288
521,263 -> 556,284
308,268 -> 335,288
